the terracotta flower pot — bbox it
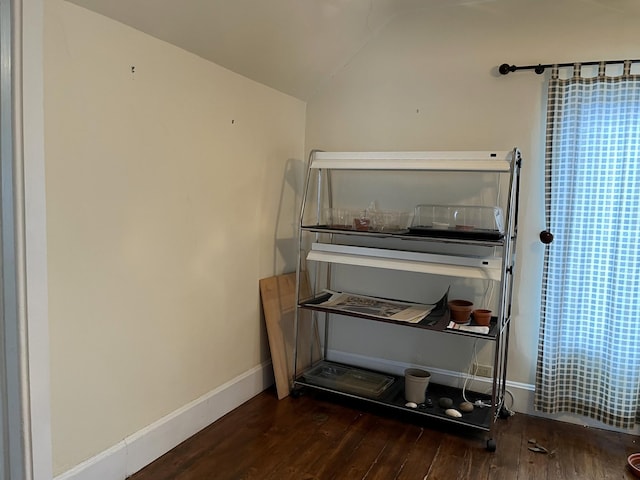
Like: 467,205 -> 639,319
472,309 -> 492,326
628,452 -> 640,478
448,299 -> 474,323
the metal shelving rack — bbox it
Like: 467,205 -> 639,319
292,148 -> 521,451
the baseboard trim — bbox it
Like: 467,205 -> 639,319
54,362 -> 274,480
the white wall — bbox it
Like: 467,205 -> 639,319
305,0 -> 639,406
44,1 -> 305,474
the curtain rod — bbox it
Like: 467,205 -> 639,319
499,59 -> 640,75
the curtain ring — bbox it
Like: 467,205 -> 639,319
572,63 -> 582,79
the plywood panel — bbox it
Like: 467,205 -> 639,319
260,272 -> 320,399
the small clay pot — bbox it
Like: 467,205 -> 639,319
448,299 -> 474,323
473,309 -> 492,326
628,452 -> 640,478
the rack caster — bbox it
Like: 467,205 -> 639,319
290,386 -> 305,398
498,406 -> 512,419
486,439 -> 497,452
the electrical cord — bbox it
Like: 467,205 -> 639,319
461,339 -> 479,404
459,173 -> 515,415
462,339 -> 516,415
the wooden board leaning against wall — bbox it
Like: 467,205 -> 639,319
260,272 -> 321,399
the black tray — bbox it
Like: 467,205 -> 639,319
408,226 -> 504,241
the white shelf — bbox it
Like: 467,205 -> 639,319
307,243 -> 502,281
309,150 -> 514,172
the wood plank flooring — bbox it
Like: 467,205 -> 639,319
129,388 -> 640,479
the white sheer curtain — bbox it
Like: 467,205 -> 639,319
535,61 -> 640,428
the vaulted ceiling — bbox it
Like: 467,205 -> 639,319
66,0 -> 640,101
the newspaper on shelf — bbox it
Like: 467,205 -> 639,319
317,290 -> 436,323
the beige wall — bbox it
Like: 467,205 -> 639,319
305,0 -> 639,388
44,1 -> 305,474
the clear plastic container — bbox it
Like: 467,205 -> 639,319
323,208 -> 358,230
323,207 -> 411,232
303,362 -> 395,398
369,210 -> 412,232
413,205 -> 503,231
410,204 -> 504,239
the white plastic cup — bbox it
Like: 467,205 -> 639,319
404,368 -> 431,404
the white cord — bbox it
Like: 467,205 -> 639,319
462,339 -> 479,404
503,389 -> 516,415
481,280 -> 494,310
462,339 -> 516,414
460,173 -> 512,412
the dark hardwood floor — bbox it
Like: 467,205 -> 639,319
129,387 -> 640,479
